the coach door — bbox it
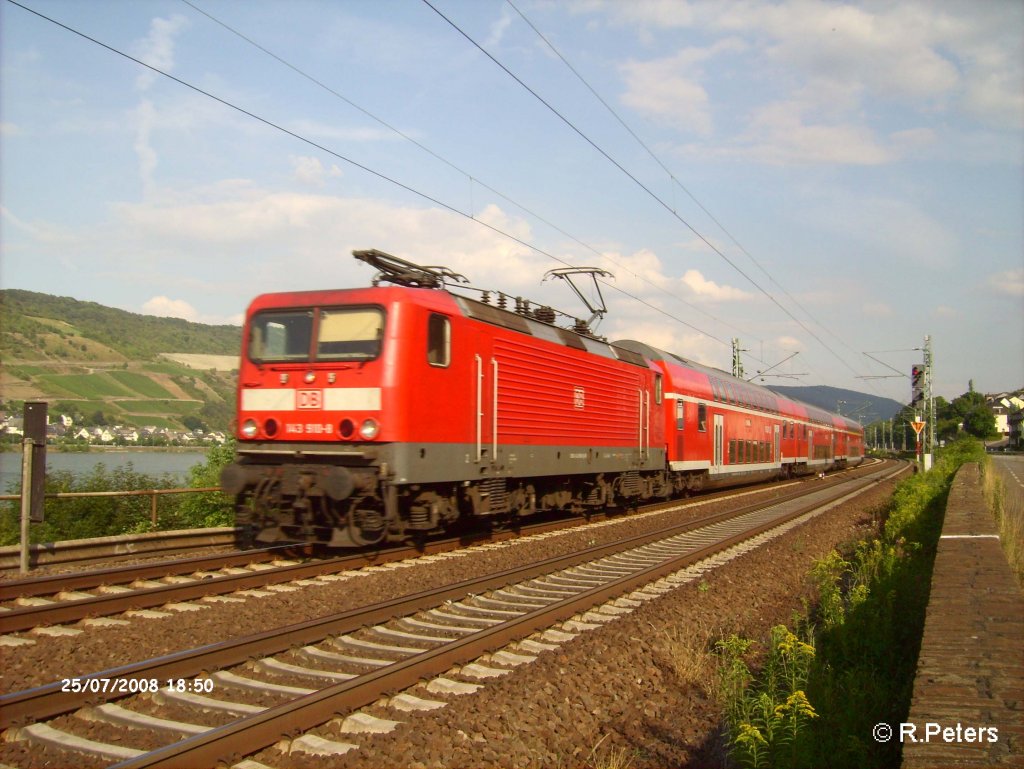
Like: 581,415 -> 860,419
713,414 -> 724,469
774,424 -> 781,464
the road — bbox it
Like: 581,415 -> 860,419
990,453 -> 1024,512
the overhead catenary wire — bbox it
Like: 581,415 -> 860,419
178,0 -> 759,352
5,0 -> 733,350
505,0 -> 874,369
422,0 -> 870,382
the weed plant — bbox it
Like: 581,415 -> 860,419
717,438 -> 985,768
717,625 -> 818,768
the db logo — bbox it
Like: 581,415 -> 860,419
296,390 -> 323,409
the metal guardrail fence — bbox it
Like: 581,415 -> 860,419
0,525 -> 237,571
1,484 -> 227,573
0,486 -> 222,527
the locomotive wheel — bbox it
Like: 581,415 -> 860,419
235,496 -> 256,550
346,503 -> 387,546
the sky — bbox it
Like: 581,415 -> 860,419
2,0 -> 1022,407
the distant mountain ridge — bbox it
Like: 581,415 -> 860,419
768,384 -> 904,424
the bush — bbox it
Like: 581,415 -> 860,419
0,440 -> 239,544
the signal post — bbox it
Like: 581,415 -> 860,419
911,417 -> 927,470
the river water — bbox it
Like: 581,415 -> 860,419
0,450 -> 209,492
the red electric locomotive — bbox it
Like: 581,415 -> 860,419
221,249 -> 863,547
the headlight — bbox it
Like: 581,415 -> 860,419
241,419 -> 258,439
359,418 -> 380,440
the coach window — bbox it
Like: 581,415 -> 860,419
697,403 -> 707,432
427,313 -> 451,367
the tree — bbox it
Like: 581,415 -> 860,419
936,389 -> 997,441
182,415 -> 208,433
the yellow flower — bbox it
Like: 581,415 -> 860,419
735,722 -> 768,748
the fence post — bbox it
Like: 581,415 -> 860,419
20,437 -> 33,574
20,402 -> 48,574
151,491 -> 158,528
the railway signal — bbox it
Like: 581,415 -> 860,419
911,364 -> 926,408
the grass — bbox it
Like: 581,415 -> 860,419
714,438 -> 985,769
106,370 -> 174,398
37,372 -> 134,399
658,617 -> 720,699
117,399 -> 202,416
142,361 -> 193,375
985,457 -> 1024,586
586,734 -> 639,769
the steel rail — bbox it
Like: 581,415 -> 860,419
111,465 -> 902,769
0,468 -> 860,626
0,461 -> 901,733
0,545 -> 296,601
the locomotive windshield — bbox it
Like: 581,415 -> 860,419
248,307 -> 384,363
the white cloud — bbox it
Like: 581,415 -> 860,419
142,295 -> 199,321
681,268 -> 753,301
988,269 -> 1024,298
140,296 -> 243,326
605,317 -> 725,368
287,119 -> 404,143
738,100 -> 892,165
129,15 -> 188,190
291,156 -> 344,187
133,100 -> 159,192
132,15 -> 188,92
862,301 -> 894,318
485,5 -> 515,48
594,248 -> 670,294
589,0 -> 1023,160
619,39 -> 745,136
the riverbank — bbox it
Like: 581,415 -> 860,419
0,443 -> 213,454
0,449 -> 211,494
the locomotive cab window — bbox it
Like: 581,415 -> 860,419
654,374 -> 663,404
427,313 -> 451,367
317,308 -> 384,361
249,311 -> 313,362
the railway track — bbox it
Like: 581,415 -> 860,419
0,527 -> 238,572
0,463 -> 881,636
0,460 -> 902,768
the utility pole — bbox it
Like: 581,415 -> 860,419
924,334 -> 936,461
731,338 -> 745,379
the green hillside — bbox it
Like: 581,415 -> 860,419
0,289 -> 238,359
0,290 -> 240,433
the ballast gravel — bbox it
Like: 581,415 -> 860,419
0,470 -> 899,768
